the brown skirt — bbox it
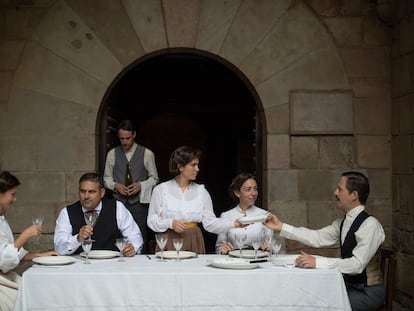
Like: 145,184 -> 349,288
155,227 -> 206,254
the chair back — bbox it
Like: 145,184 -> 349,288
380,248 -> 396,311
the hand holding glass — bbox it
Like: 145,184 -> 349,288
155,233 -> 168,261
32,216 -> 43,244
84,212 -> 98,241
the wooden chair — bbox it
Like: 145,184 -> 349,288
380,248 -> 396,311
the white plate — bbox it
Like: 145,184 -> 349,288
155,250 -> 197,259
272,254 -> 298,267
80,250 -> 120,259
32,256 -> 75,266
210,258 -> 258,270
229,249 -> 269,259
238,214 -> 268,225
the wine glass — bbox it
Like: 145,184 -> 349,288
234,232 -> 247,258
32,216 -> 43,244
115,238 -> 127,262
84,211 -> 98,241
265,235 -> 274,260
271,239 -> 282,261
155,233 -> 168,261
251,239 -> 261,260
172,238 -> 183,261
81,239 -> 94,264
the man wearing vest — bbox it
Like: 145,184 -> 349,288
264,171 -> 385,311
54,172 -> 143,256
104,120 -> 159,254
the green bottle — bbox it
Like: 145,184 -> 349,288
125,163 -> 133,187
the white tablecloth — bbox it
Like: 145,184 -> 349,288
14,254 -> 351,311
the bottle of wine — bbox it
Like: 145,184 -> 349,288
125,163 -> 133,187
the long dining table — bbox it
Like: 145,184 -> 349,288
14,253 -> 351,311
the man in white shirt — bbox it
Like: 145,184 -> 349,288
54,172 -> 143,256
264,171 -> 385,311
104,120 -> 159,253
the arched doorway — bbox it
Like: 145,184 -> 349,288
98,49 -> 264,252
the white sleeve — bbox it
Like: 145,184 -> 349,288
139,149 -> 159,203
53,208 -> 81,255
103,149 -> 116,190
116,201 -> 143,254
147,184 -> 173,232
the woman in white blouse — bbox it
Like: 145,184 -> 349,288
0,171 -> 57,310
216,172 -> 273,254
147,146 -> 242,253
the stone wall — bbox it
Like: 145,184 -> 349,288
391,0 -> 414,308
0,0 -> 411,307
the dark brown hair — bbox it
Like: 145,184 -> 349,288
229,172 -> 257,202
341,171 -> 370,205
169,146 -> 202,176
0,171 -> 20,194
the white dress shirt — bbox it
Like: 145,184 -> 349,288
215,205 -> 273,254
103,143 -> 159,203
280,205 -> 385,275
54,201 -> 143,255
147,179 -> 233,233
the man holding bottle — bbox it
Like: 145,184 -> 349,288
104,120 -> 159,254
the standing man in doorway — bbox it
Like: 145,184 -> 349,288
104,120 -> 159,254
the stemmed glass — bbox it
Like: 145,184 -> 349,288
172,238 -> 183,261
155,233 -> 168,261
81,239 -> 94,264
115,238 -> 127,262
271,239 -> 282,261
32,216 -> 43,244
234,233 -> 247,258
265,235 -> 274,261
251,238 -> 262,260
84,212 -> 98,241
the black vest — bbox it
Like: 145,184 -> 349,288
340,210 -> 370,285
67,198 -> 122,254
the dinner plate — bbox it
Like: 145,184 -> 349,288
272,254 -> 298,267
238,214 -> 268,225
210,258 -> 258,270
155,250 -> 197,259
80,250 -> 120,259
229,249 -> 269,259
32,256 -> 75,266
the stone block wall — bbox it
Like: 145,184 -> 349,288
390,0 -> 414,307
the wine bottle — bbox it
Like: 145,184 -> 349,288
125,163 -> 133,187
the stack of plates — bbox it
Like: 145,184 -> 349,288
80,250 -> 120,259
155,250 -> 197,259
210,258 -> 258,270
229,249 -> 269,259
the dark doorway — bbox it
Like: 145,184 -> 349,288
98,49 -> 263,252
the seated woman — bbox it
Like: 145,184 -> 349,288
147,146 -> 243,253
216,172 -> 273,254
0,171 -> 58,310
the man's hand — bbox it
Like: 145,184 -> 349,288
77,225 -> 93,242
263,214 -> 283,232
295,251 -> 316,268
122,243 -> 136,257
220,242 -> 234,254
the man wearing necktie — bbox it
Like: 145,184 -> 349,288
264,171 -> 385,311
54,172 -> 143,256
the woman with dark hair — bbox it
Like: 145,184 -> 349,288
0,171 -> 57,310
147,146 -> 243,253
215,172 -> 273,254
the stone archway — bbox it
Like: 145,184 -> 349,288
4,0 -> 349,236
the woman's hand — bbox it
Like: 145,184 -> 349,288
172,219 -> 186,233
220,242 -> 234,254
